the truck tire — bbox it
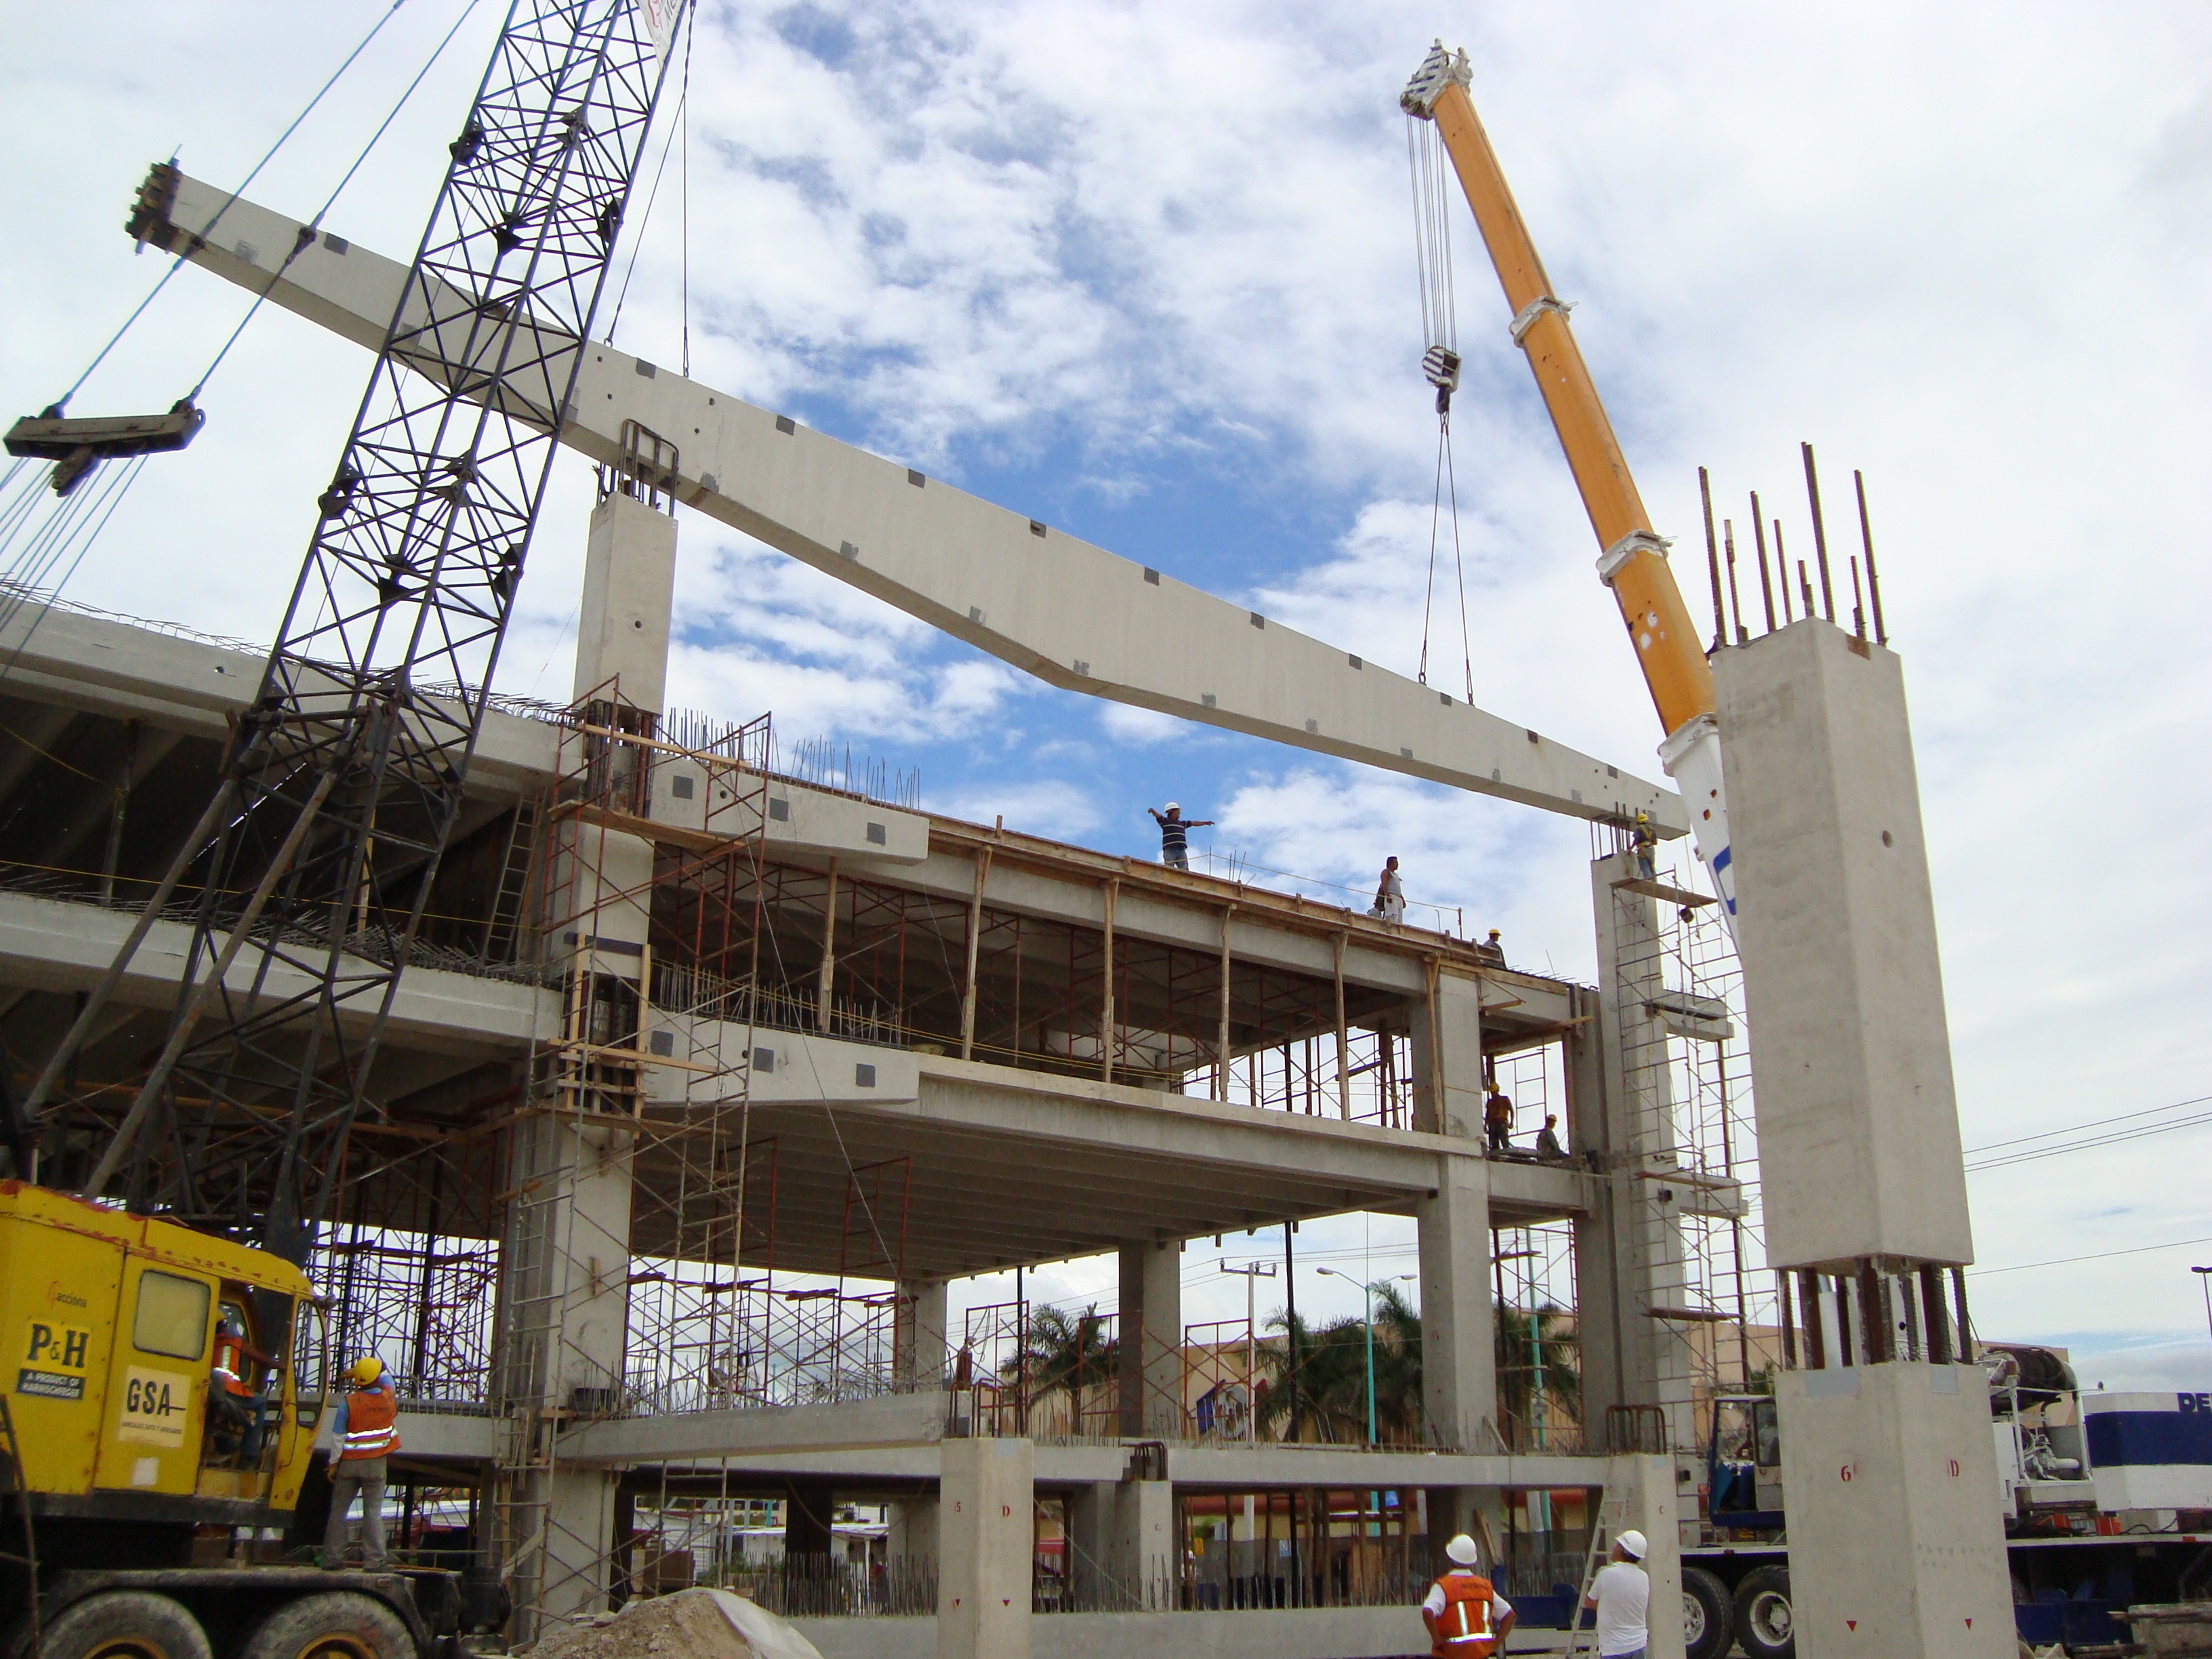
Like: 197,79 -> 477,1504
239,1594 -> 415,1659
1682,1565 -> 1736,1659
41,1592 -> 212,1659
1734,1563 -> 1795,1659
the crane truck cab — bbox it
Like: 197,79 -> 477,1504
0,1183 -> 464,1659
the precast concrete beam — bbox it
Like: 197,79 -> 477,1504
137,171 -> 1685,836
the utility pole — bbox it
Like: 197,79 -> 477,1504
1282,1222 -> 1300,1443
1221,1261 -> 1276,1443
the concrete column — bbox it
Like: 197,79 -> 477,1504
1113,1477 -> 1174,1611
1117,1239 -> 1183,1437
896,1279 -> 949,1391
937,1437 -> 1033,1659
1604,1452 -> 1687,1659
1408,965 -> 1483,1138
783,1481 -> 836,1557
1586,851 -> 1696,1451
1416,1151 -> 1494,1452
888,1496 -> 939,1571
1066,1482 -> 1116,1610
1717,621 -> 2011,1656
572,490 -> 676,710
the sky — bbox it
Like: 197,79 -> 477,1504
2,1 -> 2209,1389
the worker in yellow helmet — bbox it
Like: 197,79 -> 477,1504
1630,811 -> 1657,882
320,1355 -> 401,1570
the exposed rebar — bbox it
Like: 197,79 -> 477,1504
1801,441 -> 1836,621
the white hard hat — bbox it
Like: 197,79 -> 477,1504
1164,802 -> 1180,813
1446,1533 -> 1480,1565
1616,1529 -> 1647,1561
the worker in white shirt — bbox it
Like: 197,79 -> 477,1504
1420,1533 -> 1515,1656
1583,1529 -> 1651,1659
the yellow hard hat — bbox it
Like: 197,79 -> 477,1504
349,1356 -> 385,1386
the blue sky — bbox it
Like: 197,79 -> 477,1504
3,0 -> 2209,1384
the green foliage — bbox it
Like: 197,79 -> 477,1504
1006,1303 -> 1119,1396
1494,1303 -> 1581,1434
1254,1281 -> 1426,1444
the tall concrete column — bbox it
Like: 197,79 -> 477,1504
1717,621 -> 2011,1656
897,1278 -> 949,1391
937,1437 -> 1033,1659
1066,1482 -> 1116,1609
1418,1151 -> 1495,1452
1408,966 -> 1483,1137
493,488 -> 676,1637
1117,1240 -> 1183,1437
1583,851 -> 1697,1451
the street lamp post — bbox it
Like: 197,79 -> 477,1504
1318,1268 -> 1417,1445
2193,1267 -> 2212,1345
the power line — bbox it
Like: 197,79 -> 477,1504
1964,1092 -> 2212,1156
1970,1234 -> 2212,1278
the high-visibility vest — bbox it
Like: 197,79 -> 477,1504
212,1334 -> 253,1397
340,1387 -> 400,1460
1430,1572 -> 1499,1658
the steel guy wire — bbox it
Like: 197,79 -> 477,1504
51,0 -> 416,415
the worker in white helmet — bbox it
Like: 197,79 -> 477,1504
1420,1532 -> 1515,1656
1583,1529 -> 1651,1658
1147,802 -> 1212,871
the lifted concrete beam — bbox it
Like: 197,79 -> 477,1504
134,171 -> 1686,835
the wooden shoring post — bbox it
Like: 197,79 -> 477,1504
1215,905 -> 1235,1103
1332,933 -> 1351,1119
1422,956 -> 1446,1136
1100,878 -> 1118,1084
960,847 -> 992,1061
817,859 -> 839,1034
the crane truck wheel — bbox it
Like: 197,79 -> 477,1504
238,1594 -> 414,1659
1681,1565 -> 1734,1659
1734,1564 -> 1795,1659
39,1591 -> 212,1659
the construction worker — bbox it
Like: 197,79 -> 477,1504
1147,802 -> 1213,872
1420,1532 -> 1515,1656
1535,1114 -> 1565,1160
1582,1529 -> 1651,1659
321,1355 -> 401,1571
1630,811 -> 1658,881
1484,1090 -> 1514,1155
207,1310 -> 276,1462
1474,928 -> 1505,967
1371,856 -> 1406,922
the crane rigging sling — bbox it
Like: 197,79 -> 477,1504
1408,106 -> 1474,707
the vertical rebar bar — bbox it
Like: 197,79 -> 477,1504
1801,441 -> 1836,621
1849,556 -> 1867,640
1797,560 -> 1816,621
1749,494 -> 1777,634
1854,469 -> 1888,645
1920,1265 -> 1952,1364
1695,468 -> 1729,648
1775,524 -> 1793,622
1723,520 -> 1747,645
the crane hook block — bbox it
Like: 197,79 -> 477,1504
5,400 -> 207,497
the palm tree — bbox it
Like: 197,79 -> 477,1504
1494,1303 -> 1580,1446
1006,1303 -> 1119,1399
1252,1286 -> 1430,1446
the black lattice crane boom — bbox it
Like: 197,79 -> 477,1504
29,1 -> 682,1263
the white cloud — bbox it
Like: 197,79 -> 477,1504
7,0 -> 2209,1351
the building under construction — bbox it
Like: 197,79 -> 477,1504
0,470 -> 1764,1656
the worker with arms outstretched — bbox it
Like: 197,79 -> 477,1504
1420,1532 -> 1515,1656
321,1355 -> 402,1570
1147,802 -> 1212,871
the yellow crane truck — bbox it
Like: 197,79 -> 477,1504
0,1183 -> 467,1659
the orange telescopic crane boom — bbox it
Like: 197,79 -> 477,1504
1401,43 -> 1738,925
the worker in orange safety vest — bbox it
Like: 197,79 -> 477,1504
321,1355 -> 401,1570
1420,1533 -> 1516,1657
206,1311 -> 276,1461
